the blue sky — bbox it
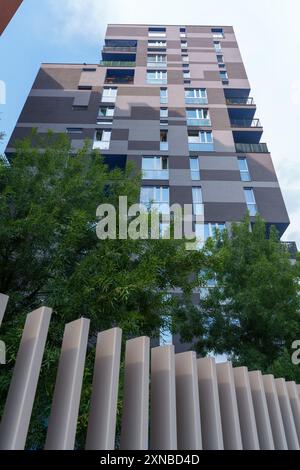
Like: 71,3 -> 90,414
1,0 -> 299,246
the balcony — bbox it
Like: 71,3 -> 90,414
185,97 -> 208,105
226,97 -> 255,105
235,143 -> 269,153
231,119 -> 261,128
105,69 -> 135,85
142,169 -> 169,180
189,143 -> 214,152
100,61 -> 136,67
187,118 -> 211,127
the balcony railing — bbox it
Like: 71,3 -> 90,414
235,143 -> 269,153
226,97 -> 255,105
105,77 -> 134,84
231,119 -> 261,128
142,169 -> 169,180
189,143 -> 214,152
185,97 -> 208,105
187,118 -> 211,127
102,46 -> 137,52
100,61 -> 136,67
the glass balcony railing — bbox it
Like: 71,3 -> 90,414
142,169 -> 169,180
100,61 -> 136,67
147,78 -> 167,84
226,97 -> 255,105
160,142 -> 169,151
189,143 -> 214,152
231,119 -> 261,128
185,97 -> 208,104
187,118 -> 211,127
281,241 -> 298,259
102,46 -> 137,52
235,143 -> 269,153
147,62 -> 167,68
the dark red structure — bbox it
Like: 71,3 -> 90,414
0,0 -> 23,35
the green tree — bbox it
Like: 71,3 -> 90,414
0,133 -> 205,448
177,215 -> 300,381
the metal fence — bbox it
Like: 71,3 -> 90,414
0,293 -> 300,450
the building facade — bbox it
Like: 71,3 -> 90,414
0,0 -> 23,35
6,24 -> 291,349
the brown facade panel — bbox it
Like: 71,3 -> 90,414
254,188 -> 290,224
167,70 -> 183,85
32,67 -> 82,90
128,141 -> 160,151
170,186 -> 193,205
187,38 -> 214,48
111,129 -> 130,141
226,63 -> 248,80
118,87 -> 159,97
210,108 -> 231,130
205,202 -> 247,221
0,0 -> 23,34
106,26 -> 147,37
130,106 -> 160,120
246,154 -> 278,182
201,170 -> 241,181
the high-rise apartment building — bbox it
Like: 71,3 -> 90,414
6,24 -> 291,349
0,0 -> 23,35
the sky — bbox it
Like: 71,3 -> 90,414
0,0 -> 299,246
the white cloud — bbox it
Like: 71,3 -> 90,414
48,0 -> 108,42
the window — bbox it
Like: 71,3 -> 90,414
98,106 -> 115,117
160,130 -> 168,150
220,70 -> 229,83
244,188 -> 257,216
183,70 -> 191,79
188,130 -> 214,151
185,88 -> 208,104
148,27 -> 166,37
82,67 -> 97,72
195,222 -> 225,249
147,70 -> 167,84
217,54 -> 224,64
192,187 -> 203,215
142,156 -> 169,179
190,157 -> 200,180
93,129 -> 111,150
78,85 -> 92,90
147,54 -> 167,67
182,54 -> 189,62
140,186 -> 169,214
160,108 -> 168,118
181,40 -> 188,48
160,88 -> 168,104
186,108 -> 211,126
212,28 -> 224,38
214,41 -> 222,52
66,128 -> 83,134
102,87 -> 118,103
238,158 -> 251,182
180,27 -> 186,37
148,40 -> 166,47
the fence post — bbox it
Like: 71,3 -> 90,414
0,293 -> 9,327
0,307 -> 52,450
216,361 -> 242,449
85,327 -> 122,450
151,345 -> 177,450
275,378 -> 299,449
233,366 -> 259,449
175,352 -> 202,450
120,336 -> 150,450
248,370 -> 274,449
197,357 -> 224,449
45,318 -> 90,450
